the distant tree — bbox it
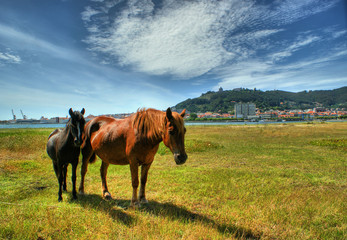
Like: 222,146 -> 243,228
190,113 -> 197,120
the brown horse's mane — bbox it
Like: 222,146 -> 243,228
132,108 -> 165,142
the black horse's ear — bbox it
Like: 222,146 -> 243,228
166,108 -> 173,121
81,108 -> 85,115
69,108 -> 74,117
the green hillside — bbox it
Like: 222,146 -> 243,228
174,87 -> 347,113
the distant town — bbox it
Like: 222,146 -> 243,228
186,103 -> 347,121
183,103 -> 347,121
2,103 -> 346,125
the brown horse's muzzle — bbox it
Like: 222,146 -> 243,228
174,152 -> 187,165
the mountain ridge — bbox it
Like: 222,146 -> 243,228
174,87 -> 347,113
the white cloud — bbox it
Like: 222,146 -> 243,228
271,34 -> 321,62
81,6 -> 101,22
83,0 -> 338,79
215,44 -> 347,92
0,51 -> 21,64
266,0 -> 340,25
84,0 -> 241,78
332,30 -> 347,39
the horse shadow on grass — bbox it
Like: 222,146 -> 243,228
71,194 -> 260,239
140,200 -> 260,240
68,194 -> 134,226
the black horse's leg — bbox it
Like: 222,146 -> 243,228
57,165 -> 63,202
53,161 -> 59,179
100,161 -> 111,199
139,163 -> 152,204
62,164 -> 68,191
53,161 -> 63,201
71,161 -> 78,200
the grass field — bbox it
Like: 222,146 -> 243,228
0,122 -> 346,239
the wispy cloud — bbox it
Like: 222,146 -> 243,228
82,0 -> 339,79
81,6 -> 101,22
215,43 -> 347,92
271,34 -> 321,62
264,0 -> 339,26
0,23 -> 90,65
0,50 -> 21,64
332,30 -> 347,39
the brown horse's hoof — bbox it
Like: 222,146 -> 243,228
140,198 -> 148,204
103,192 -> 112,200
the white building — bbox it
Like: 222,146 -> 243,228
234,103 -> 256,119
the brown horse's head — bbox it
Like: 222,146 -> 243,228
68,108 -> 86,147
162,108 -> 187,165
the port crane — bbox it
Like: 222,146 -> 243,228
11,109 -> 16,120
20,109 -> 27,120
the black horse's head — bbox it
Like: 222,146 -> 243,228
68,108 -> 86,147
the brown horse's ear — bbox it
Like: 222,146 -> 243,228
180,109 -> 186,118
81,108 -> 85,115
166,108 -> 173,121
69,108 -> 74,117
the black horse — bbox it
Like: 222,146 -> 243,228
47,108 -> 86,201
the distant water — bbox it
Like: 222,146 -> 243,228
0,123 -> 66,129
184,121 -> 294,126
0,121 -> 298,129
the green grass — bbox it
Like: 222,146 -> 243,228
0,123 -> 346,239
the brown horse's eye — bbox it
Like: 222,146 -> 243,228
169,126 -> 176,135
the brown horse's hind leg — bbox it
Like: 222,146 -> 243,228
100,161 -> 112,200
79,146 -> 93,194
139,163 -> 152,204
129,159 -> 139,208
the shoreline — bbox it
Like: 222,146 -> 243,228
1,119 -> 346,129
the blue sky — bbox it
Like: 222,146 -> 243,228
0,0 -> 346,120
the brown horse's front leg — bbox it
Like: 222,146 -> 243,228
139,163 -> 152,204
100,161 -> 111,199
129,160 -> 139,208
79,158 -> 88,194
79,147 -> 93,194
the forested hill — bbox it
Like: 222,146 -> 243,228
174,87 -> 347,113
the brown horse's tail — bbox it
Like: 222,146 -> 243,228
89,153 -> 96,164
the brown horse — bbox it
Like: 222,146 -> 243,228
47,108 -> 86,201
79,108 -> 187,207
